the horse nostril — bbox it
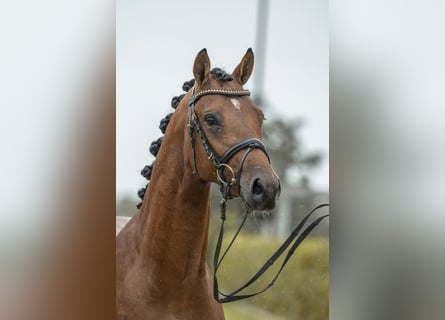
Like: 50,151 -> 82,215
252,178 -> 264,196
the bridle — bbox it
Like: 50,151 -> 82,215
187,86 -> 329,303
187,86 -> 270,197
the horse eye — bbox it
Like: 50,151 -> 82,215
204,114 -> 218,126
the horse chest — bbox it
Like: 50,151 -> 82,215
117,292 -> 224,320
117,259 -> 224,320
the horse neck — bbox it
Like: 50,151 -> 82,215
138,109 -> 212,286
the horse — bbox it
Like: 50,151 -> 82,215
116,48 -> 281,320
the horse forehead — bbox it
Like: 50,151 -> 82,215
221,97 -> 260,121
230,98 -> 241,110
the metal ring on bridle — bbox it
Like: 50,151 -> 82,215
216,163 -> 236,186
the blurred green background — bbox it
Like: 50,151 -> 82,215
216,233 -> 328,320
207,205 -> 329,320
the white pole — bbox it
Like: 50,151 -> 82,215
253,0 -> 269,107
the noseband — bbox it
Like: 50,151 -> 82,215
187,87 -> 271,196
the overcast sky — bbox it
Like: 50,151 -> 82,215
117,0 -> 328,198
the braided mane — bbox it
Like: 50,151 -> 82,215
136,68 -> 233,208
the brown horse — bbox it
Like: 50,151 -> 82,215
116,49 -> 281,320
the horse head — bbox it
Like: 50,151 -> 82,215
186,48 -> 281,211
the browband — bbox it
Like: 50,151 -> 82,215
189,88 -> 250,106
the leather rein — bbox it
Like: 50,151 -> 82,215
187,87 -> 329,303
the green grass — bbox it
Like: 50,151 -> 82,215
210,234 -> 329,320
223,301 -> 288,320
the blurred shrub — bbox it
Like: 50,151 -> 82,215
213,234 -> 328,320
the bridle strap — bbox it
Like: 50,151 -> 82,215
189,88 -> 251,106
220,138 -> 270,164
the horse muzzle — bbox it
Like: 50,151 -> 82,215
241,171 -> 281,211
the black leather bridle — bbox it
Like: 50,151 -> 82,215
187,87 -> 271,197
187,86 -> 329,303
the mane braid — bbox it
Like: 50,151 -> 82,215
135,78 -> 195,209
136,67 -> 233,208
210,68 -> 233,82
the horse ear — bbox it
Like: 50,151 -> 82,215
193,48 -> 211,88
232,48 -> 254,85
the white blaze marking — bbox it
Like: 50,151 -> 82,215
230,98 -> 241,110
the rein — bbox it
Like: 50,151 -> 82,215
187,87 -> 329,303
214,201 -> 329,303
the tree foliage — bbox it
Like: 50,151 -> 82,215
262,117 -> 322,186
